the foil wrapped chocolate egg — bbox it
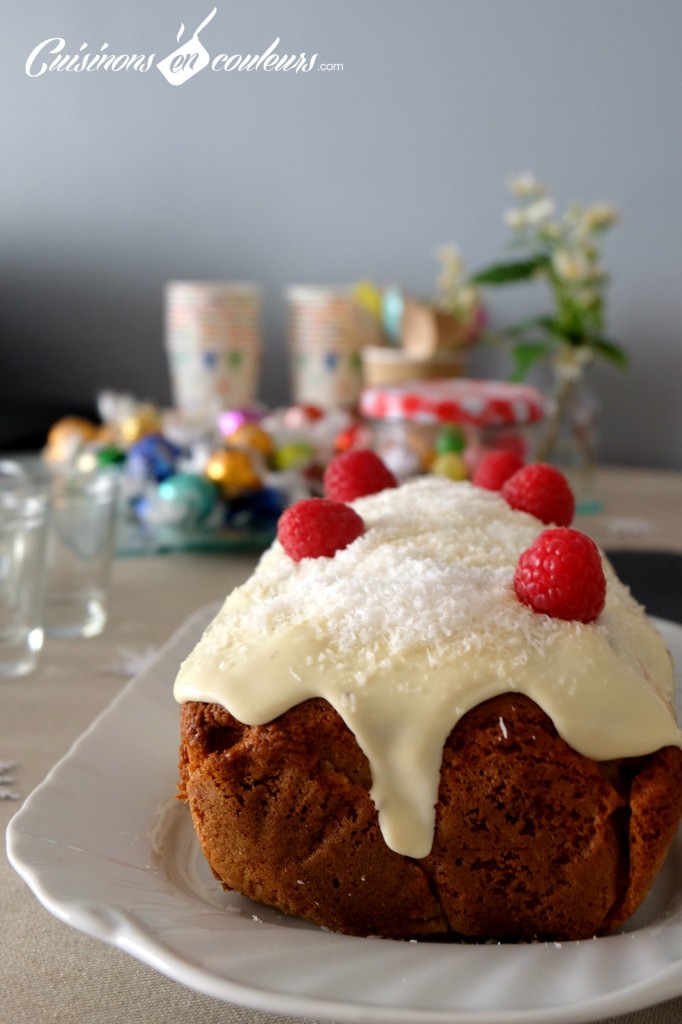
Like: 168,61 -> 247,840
119,405 -> 163,445
224,486 -> 285,532
218,407 -> 265,438
205,448 -> 262,497
95,444 -> 126,467
436,425 -> 466,456
45,416 -> 99,464
273,441 -> 316,472
126,434 -> 181,483
156,473 -> 218,526
431,451 -> 469,481
227,422 -> 274,461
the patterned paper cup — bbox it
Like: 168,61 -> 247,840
286,286 -> 370,409
165,282 -> 262,417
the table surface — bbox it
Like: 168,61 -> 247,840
2,465 -> 682,1024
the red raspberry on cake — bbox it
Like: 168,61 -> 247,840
514,527 -> 606,623
501,463 -> 575,526
472,450 -> 524,491
323,449 -> 397,503
277,498 -> 365,562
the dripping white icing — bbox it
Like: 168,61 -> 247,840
174,477 -> 682,859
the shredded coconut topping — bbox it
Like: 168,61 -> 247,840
196,480 -> 564,680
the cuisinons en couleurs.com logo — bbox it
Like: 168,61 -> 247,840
25,7 -> 344,84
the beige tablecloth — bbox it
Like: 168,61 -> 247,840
3,467 -> 682,1024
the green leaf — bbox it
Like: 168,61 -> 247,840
505,315 -> 560,338
471,255 -> 549,286
591,337 -> 628,368
509,341 -> 554,381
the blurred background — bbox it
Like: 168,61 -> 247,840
2,0 -> 681,468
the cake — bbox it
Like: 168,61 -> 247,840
174,475 -> 682,941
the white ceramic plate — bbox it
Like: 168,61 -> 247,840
7,609 -> 682,1024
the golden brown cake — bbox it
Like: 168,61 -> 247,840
174,477 -> 682,941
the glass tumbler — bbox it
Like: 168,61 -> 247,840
0,467 -> 50,677
44,468 -> 119,639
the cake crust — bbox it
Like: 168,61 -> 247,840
179,693 -> 682,941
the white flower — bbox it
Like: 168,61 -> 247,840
551,247 -> 590,282
507,172 -> 546,199
538,220 -> 562,241
503,207 -> 527,230
524,198 -> 556,224
579,203 -> 618,234
433,244 -> 480,319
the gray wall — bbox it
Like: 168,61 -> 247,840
3,0 -> 681,468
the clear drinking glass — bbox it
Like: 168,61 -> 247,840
0,465 -> 50,677
44,468 -> 119,639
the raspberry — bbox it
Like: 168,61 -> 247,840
277,498 -> 364,562
514,528 -> 606,623
501,463 -> 575,526
323,449 -> 397,503
472,450 -> 524,491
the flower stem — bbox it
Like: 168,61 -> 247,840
535,373 -> 577,463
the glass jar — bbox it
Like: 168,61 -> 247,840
360,378 -> 547,479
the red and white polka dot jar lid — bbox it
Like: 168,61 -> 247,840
360,378 -> 547,427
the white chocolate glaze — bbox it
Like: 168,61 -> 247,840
174,477 -> 682,859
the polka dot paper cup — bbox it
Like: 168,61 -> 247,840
286,286 -> 371,409
165,282 -> 262,418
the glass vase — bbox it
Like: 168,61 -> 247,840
535,350 -> 602,513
